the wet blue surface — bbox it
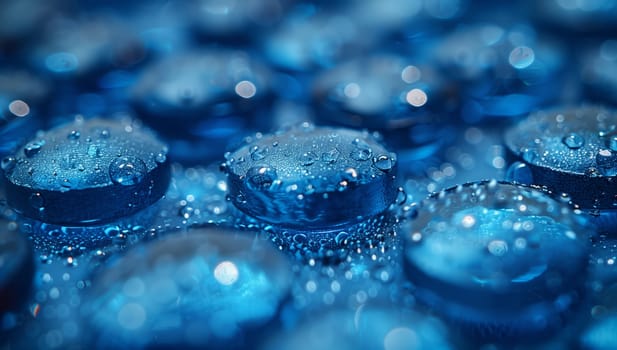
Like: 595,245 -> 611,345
1,2 -> 617,350
81,227 -> 291,349
404,181 -> 591,342
2,117 -> 170,225
223,123 -> 397,228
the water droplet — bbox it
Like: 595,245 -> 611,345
109,156 -> 147,186
1,156 -> 16,172
505,161 -> 533,184
596,149 -> 617,176
24,140 -> 45,157
155,153 -> 167,164
300,151 -> 318,166
373,155 -> 394,172
29,193 -> 44,209
250,146 -> 267,161
562,133 -> 584,149
350,139 -> 373,161
246,165 -> 277,190
321,148 -> 340,164
67,130 -> 81,140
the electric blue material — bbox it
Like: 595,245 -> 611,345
260,305 -> 453,350
0,69 -> 48,157
312,53 -> 455,168
434,23 -> 564,123
130,50 -> 273,163
2,118 -> 170,225
505,106 -> 617,229
222,123 -> 398,228
0,218 -> 34,314
82,227 -> 292,349
404,181 -> 591,342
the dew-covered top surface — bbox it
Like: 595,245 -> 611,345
225,123 -> 396,194
505,106 -> 617,176
3,118 -> 168,192
406,181 -> 590,292
131,49 -> 270,118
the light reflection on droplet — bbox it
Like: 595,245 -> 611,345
406,88 -> 427,107
8,100 -> 30,117
234,80 -> 257,99
344,83 -> 361,98
214,261 -> 239,286
508,46 -> 535,69
401,65 -> 421,83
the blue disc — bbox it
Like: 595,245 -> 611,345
433,23 -> 564,123
0,218 -> 34,313
403,181 -> 591,342
81,227 -> 292,349
130,50 -> 273,163
2,117 -> 170,225
188,0 -> 289,43
505,106 -> 617,211
0,69 -> 48,157
312,53 -> 455,166
260,305 -> 453,350
29,15 -> 144,81
222,123 -> 398,228
581,40 -> 617,106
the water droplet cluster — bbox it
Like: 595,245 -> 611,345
404,181 -> 591,341
2,117 -> 170,225
505,106 -> 617,212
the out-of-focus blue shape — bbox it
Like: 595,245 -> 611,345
130,50 -> 273,164
404,181 -> 591,342
580,313 -> 617,350
582,40 -> 617,106
312,53 -> 456,171
2,117 -> 170,225
28,15 -> 145,82
81,227 -> 292,350
433,23 -> 565,123
0,218 -> 34,315
260,304 -> 453,350
533,0 -> 617,33
0,69 -> 48,157
188,0 -> 291,43
222,123 -> 397,229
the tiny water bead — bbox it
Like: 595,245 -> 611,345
2,118 -> 170,225
222,124 -> 398,228
130,49 -> 273,163
312,54 -> 455,168
403,181 -> 591,342
260,305 -> 453,350
505,106 -> 617,213
0,218 -> 34,314
81,227 -> 292,349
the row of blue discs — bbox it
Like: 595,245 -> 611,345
1,1 -> 617,350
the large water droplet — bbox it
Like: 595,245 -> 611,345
562,133 -> 584,149
109,156 -> 147,186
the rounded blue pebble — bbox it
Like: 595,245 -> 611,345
505,106 -> 617,211
2,117 -> 170,225
403,180 -> 591,342
82,226 -> 292,349
222,123 -> 398,228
